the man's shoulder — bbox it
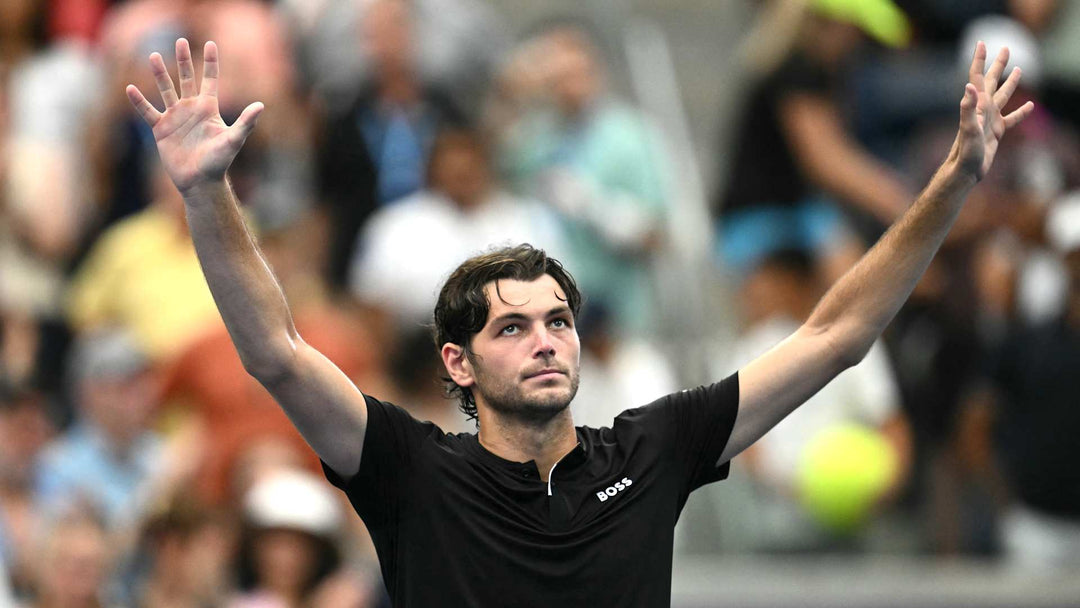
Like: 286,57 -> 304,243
364,394 -> 474,452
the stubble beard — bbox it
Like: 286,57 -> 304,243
472,359 -> 581,424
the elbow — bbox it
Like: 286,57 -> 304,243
834,340 -> 872,370
830,332 -> 874,371
805,321 -> 874,372
239,336 -> 300,385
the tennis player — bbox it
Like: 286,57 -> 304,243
126,38 -> 1031,606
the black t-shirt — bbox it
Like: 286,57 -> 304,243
718,54 -> 835,216
323,374 -> 739,607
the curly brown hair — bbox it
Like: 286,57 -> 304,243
432,244 -> 582,423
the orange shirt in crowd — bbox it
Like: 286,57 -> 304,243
161,304 -> 386,507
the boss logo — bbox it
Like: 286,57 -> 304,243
596,477 -> 634,502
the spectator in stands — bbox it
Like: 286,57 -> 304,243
885,15 -> 1080,555
162,218 -> 389,508
1,0 -> 102,398
230,469 -> 374,608
317,0 -> 467,289
570,303 -> 678,429
135,498 -> 235,608
716,0 -> 914,276
495,22 -> 673,338
35,329 -> 163,528
0,380 -> 54,600
974,196 -> 1080,571
281,0 -> 507,123
384,327 -> 473,433
349,128 -> 565,332
719,249 -> 911,551
94,0 -> 311,232
28,509 -> 115,608
66,159 -> 221,363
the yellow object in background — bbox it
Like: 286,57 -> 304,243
66,206 -> 222,362
811,0 -> 912,48
796,423 -> 899,534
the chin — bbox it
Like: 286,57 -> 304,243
527,391 -> 574,413
483,386 -> 577,423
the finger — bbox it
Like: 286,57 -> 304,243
968,41 -> 987,91
125,84 -> 161,126
1003,101 -> 1035,130
959,83 -> 979,133
994,66 -> 1022,108
228,101 -> 265,145
149,52 -> 179,107
200,40 -> 219,98
984,46 -> 1010,94
176,38 -> 197,98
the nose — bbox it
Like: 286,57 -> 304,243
533,326 -> 556,358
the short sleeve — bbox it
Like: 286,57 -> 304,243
620,373 -> 740,499
321,394 -> 432,527
669,374 -> 740,493
770,54 -> 833,99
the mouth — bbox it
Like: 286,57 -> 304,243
525,369 -> 565,380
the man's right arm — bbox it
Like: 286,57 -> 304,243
183,180 -> 368,477
126,38 -> 367,477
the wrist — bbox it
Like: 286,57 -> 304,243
944,135 -> 985,185
179,177 -> 230,203
937,157 -> 980,191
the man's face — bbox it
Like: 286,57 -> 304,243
546,35 -> 600,116
82,369 -> 158,446
432,144 -> 491,209
466,275 -> 580,422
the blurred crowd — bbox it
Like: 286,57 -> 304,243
1,0 -> 1079,605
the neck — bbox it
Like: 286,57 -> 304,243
89,421 -> 137,459
379,69 -> 419,106
448,186 -> 491,212
477,407 -> 578,481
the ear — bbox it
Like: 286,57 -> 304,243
441,343 -> 476,388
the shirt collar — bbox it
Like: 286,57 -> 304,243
464,430 -> 588,477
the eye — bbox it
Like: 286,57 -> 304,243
500,324 -> 520,336
550,318 -> 570,329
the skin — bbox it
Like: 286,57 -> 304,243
441,276 -> 582,475
430,141 -> 492,211
723,44 -> 1033,465
124,38 -> 1031,491
36,519 -> 110,608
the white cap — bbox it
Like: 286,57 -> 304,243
1047,192 -> 1080,254
69,328 -> 148,383
959,15 -> 1041,88
243,469 -> 343,536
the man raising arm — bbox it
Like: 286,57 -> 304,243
125,38 -> 368,478
722,42 -> 1034,464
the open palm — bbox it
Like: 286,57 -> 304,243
126,39 -> 263,195
955,42 -> 1035,181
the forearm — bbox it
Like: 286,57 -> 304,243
182,178 -> 299,378
806,154 -> 977,362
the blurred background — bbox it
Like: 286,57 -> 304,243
2,0 -> 1080,606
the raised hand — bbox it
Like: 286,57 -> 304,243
125,38 -> 263,195
953,42 -> 1035,181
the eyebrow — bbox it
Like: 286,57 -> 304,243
488,305 -> 573,327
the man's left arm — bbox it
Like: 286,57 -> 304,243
718,43 -> 1034,465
